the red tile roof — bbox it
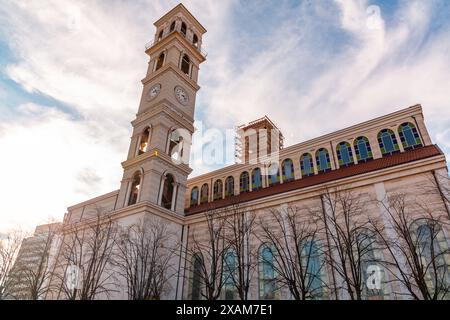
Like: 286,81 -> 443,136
185,145 -> 443,216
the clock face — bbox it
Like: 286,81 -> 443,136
147,83 -> 161,101
174,86 -> 189,105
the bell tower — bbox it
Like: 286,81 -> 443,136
115,4 -> 206,215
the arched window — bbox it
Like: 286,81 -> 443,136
225,176 -> 234,198
300,153 -> 314,177
168,129 -> 183,160
282,159 -> 295,182
240,171 -> 249,193
200,183 -> 209,204
158,30 -> 163,41
213,179 -> 223,201
268,163 -> 280,186
193,34 -> 198,47
378,129 -> 400,155
191,254 -> 203,300
301,240 -> 324,299
181,54 -> 190,75
190,187 -> 199,207
169,21 -> 176,33
180,22 -> 187,36
315,148 -> 331,173
155,52 -> 165,71
354,136 -> 373,162
161,174 -> 175,210
398,122 -> 422,150
415,221 -> 450,293
252,168 -> 262,190
336,141 -> 354,167
259,245 -> 277,300
128,173 -> 141,206
138,127 -> 150,155
223,250 -> 237,300
357,230 -> 385,300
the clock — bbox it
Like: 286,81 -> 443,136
147,83 -> 161,101
174,86 -> 189,105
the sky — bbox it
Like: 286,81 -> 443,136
0,0 -> 449,234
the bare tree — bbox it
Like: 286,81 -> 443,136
222,202 -> 256,300
7,223 -> 60,300
0,230 -> 24,300
185,208 -> 228,300
55,208 -> 118,300
257,205 -> 327,300
370,192 -> 450,300
316,188 -> 381,300
113,217 -> 178,300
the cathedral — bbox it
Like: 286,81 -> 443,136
44,4 -> 450,300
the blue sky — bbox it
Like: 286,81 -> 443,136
0,0 -> 449,233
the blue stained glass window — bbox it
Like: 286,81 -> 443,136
223,250 -> 237,300
336,142 -> 354,166
354,136 -> 373,162
300,153 -> 314,177
282,159 -> 295,182
252,168 -> 262,190
259,245 -> 277,299
315,148 -> 331,173
268,163 -> 280,186
378,129 -> 399,155
398,122 -> 422,150
302,240 -> 323,299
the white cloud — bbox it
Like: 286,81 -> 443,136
0,0 -> 449,234
0,103 -> 125,232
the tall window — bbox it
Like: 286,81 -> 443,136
259,245 -> 277,299
398,122 -> 422,150
191,254 -> 202,300
302,240 -> 324,299
252,168 -> 262,190
378,129 -> 400,155
200,183 -> 209,204
181,54 -> 190,75
190,187 -> 199,207
168,129 -> 183,160
336,141 -> 354,167
138,127 -> 150,155
155,52 -> 165,71
223,250 -> 237,300
415,221 -> 450,295
240,171 -> 249,193
180,22 -> 187,36
128,173 -> 141,206
315,148 -> 331,173
358,231 -> 385,300
354,136 -> 373,162
158,30 -> 163,41
300,153 -> 314,177
225,176 -> 234,198
268,163 -> 280,186
161,174 -> 175,210
193,34 -> 199,47
281,159 -> 295,182
169,21 -> 176,32
213,179 -> 223,201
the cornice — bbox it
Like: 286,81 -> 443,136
186,104 -> 425,184
132,101 -> 195,132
